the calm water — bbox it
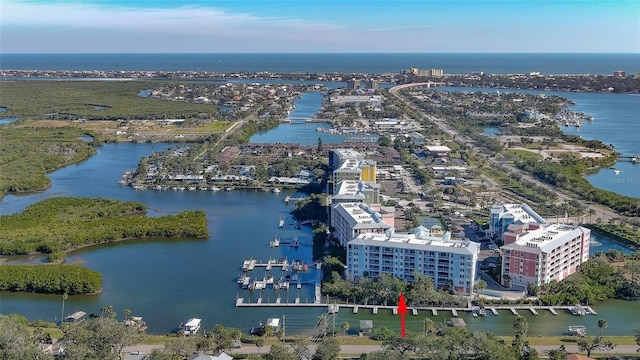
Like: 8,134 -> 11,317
250,91 -> 346,145
441,87 -> 640,198
2,53 -> 639,75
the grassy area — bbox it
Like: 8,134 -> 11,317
0,80 -> 218,120
505,335 -> 638,346
505,148 -> 543,161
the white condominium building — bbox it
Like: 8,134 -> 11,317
347,230 -> 479,295
332,202 -> 393,246
489,203 -> 547,240
500,222 -> 590,291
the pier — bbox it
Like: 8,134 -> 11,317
241,258 -> 289,272
234,301 -> 600,319
617,155 -> 639,163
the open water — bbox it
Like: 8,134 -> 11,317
2,53 -> 639,75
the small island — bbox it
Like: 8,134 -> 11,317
0,197 -> 209,295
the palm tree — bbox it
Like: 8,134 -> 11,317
598,319 -> 608,335
341,321 -> 350,335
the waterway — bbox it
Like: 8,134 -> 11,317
0,86 -> 638,336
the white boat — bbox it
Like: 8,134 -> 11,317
272,187 -> 281,193
269,236 -> 280,247
570,305 -> 587,316
179,318 -> 201,335
278,218 -> 285,228
613,169 -> 621,175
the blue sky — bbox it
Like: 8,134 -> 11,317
2,0 -> 639,53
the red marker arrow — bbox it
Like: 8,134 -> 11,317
397,292 -> 408,337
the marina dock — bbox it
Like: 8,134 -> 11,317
235,301 -> 599,319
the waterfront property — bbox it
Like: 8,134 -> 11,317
346,229 -> 479,295
331,202 -> 394,247
489,203 -> 547,240
500,222 -> 590,291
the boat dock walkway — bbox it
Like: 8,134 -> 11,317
241,258 -> 289,272
235,300 -> 599,317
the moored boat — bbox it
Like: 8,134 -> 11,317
179,318 -> 201,335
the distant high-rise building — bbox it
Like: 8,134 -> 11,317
346,79 -> 361,90
364,79 -> 379,90
613,70 -> 626,78
409,68 -> 444,77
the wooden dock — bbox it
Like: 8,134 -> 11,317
234,300 -> 599,319
241,258 -> 289,272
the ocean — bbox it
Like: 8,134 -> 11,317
2,53 -> 639,75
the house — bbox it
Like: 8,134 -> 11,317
359,320 -> 373,336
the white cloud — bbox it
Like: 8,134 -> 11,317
1,1 -> 342,35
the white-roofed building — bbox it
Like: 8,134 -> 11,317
500,223 -> 590,291
489,203 -> 547,240
332,202 -> 393,247
347,230 -> 479,295
426,145 -> 452,157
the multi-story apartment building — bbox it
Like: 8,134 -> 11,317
331,180 -> 380,207
489,203 -> 546,240
332,202 -> 394,246
346,230 -> 479,295
329,149 -> 376,194
500,222 -> 590,291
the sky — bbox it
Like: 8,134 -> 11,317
2,0 -> 639,53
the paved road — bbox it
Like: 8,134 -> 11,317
123,343 -> 640,356
388,84 -> 621,223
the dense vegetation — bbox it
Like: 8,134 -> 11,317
322,269 -> 466,308
0,264 -> 102,294
0,125 -> 96,197
537,251 -> 640,305
0,197 -> 209,255
0,80 -> 217,120
515,155 -> 638,214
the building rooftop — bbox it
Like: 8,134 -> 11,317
491,203 -> 547,225
501,223 -> 590,253
335,203 -> 391,230
348,232 -> 479,256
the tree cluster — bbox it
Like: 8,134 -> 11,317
0,197 -> 209,255
323,271 -> 466,308
0,126 -> 97,197
0,264 -> 102,294
538,252 -> 640,305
